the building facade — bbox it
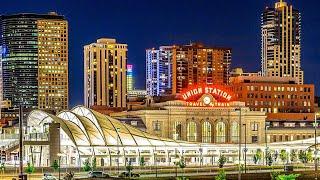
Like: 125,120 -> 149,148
113,85 -> 266,144
127,64 -> 133,92
146,46 -> 172,96
261,0 -> 303,84
172,43 -> 232,94
84,38 -> 127,108
0,13 -> 68,112
230,76 -> 314,114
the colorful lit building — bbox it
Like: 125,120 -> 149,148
84,38 -> 127,108
261,0 -> 303,84
127,64 -> 133,92
0,12 -> 68,112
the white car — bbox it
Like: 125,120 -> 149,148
42,173 -> 57,180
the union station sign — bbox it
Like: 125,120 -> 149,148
180,85 -> 235,107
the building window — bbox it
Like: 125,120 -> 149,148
130,121 -> 137,126
284,123 -> 295,127
153,121 -> 161,131
202,121 -> 212,143
187,122 -> 197,142
231,122 -> 239,143
216,122 -> 226,143
252,136 -> 258,143
173,122 -> 182,140
251,123 -> 259,131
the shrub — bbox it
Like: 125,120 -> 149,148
280,150 -> 288,163
215,169 -> 226,180
218,155 -> 227,168
82,158 -> 91,172
51,160 -> 59,171
276,173 -> 300,180
25,162 -> 35,174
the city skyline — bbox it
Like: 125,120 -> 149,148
0,0 -> 319,107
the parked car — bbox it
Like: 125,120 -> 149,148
119,172 -> 140,178
42,173 -> 57,180
88,171 -> 110,178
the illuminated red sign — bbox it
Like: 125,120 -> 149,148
180,85 -> 235,107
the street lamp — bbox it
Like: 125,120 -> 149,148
57,153 -> 66,180
243,123 -> 247,174
235,107 -> 242,180
116,128 -> 120,176
314,113 -> 319,180
265,123 -> 270,166
154,148 -> 158,178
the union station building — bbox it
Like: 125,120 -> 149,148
112,85 -> 267,144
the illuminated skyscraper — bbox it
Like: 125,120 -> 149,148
127,64 -> 133,91
261,0 -> 303,84
0,13 -> 68,111
84,38 -> 127,108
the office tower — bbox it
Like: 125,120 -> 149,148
261,0 -> 303,84
0,13 -> 68,111
84,38 -> 127,108
127,64 -> 133,91
146,46 -> 172,96
172,43 -> 231,94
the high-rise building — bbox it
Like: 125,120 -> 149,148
172,43 -> 231,94
146,46 -> 172,96
0,13 -> 68,112
84,38 -> 127,108
127,64 -> 133,91
261,0 -> 303,84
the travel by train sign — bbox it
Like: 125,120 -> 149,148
180,85 -> 235,107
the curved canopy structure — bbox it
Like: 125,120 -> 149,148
27,105 -> 189,148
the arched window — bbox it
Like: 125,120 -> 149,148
173,121 -> 182,140
202,121 -> 212,143
231,122 -> 239,143
216,122 -> 226,143
187,122 -> 197,142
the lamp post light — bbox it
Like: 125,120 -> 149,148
57,153 -> 66,180
235,107 -> 242,180
243,123 -> 247,174
116,128 -> 120,176
265,123 -> 270,166
154,148 -> 158,178
314,113 -> 319,180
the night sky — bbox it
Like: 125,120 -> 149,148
1,0 -> 319,107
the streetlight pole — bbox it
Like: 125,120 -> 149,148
265,124 -> 270,166
314,113 -> 319,180
116,128 -> 120,176
236,108 -> 242,180
18,105 -> 25,180
243,123 -> 247,174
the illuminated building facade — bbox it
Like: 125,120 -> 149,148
172,43 -> 232,94
127,64 -> 133,91
0,13 -> 68,112
261,0 -> 303,84
84,38 -> 127,108
146,46 -> 172,96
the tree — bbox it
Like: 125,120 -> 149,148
91,157 -> 96,171
306,149 -> 313,163
126,161 -> 133,177
139,156 -> 145,167
253,149 -> 262,164
290,150 -> 297,163
266,152 -> 273,166
25,162 -> 35,174
218,155 -> 227,168
298,150 -> 307,164
280,150 -> 288,164
82,158 -> 92,172
215,169 -> 226,180
51,160 -> 59,172
174,157 -> 186,178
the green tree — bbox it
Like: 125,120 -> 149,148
290,150 -> 297,162
298,150 -> 307,163
280,150 -> 288,164
253,149 -> 262,164
51,160 -> 59,172
0,163 -> 5,171
25,162 -> 35,174
215,169 -> 226,180
218,155 -> 227,168
276,173 -> 300,180
306,149 -> 313,163
91,157 -> 96,171
266,152 -> 273,166
82,158 -> 92,172
140,156 -> 145,167
126,161 -> 133,177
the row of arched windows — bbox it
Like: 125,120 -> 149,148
174,121 -> 239,143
